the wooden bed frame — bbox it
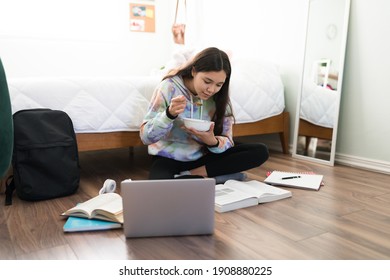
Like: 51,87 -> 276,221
1,112 -> 289,190
76,111 -> 290,154
298,118 -> 333,140
298,118 -> 332,153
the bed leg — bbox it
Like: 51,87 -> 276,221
279,132 -> 289,154
279,112 -> 290,154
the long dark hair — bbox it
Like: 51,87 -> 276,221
164,47 -> 234,135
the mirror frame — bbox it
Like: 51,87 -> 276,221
292,0 -> 351,166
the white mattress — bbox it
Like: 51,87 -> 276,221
229,57 -> 285,124
299,80 -> 339,128
8,60 -> 284,133
9,76 -> 160,133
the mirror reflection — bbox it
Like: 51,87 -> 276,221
293,0 -> 350,165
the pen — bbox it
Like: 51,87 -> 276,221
282,176 -> 301,180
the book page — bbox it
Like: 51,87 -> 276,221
215,180 -> 291,212
93,211 -> 124,224
64,193 -> 122,218
215,184 -> 255,205
94,195 -> 123,215
223,180 -> 283,197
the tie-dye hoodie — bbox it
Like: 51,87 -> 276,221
140,75 -> 234,162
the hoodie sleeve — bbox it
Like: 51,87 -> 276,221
207,115 -> 235,153
139,80 -> 177,145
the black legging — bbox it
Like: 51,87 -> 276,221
148,143 -> 269,179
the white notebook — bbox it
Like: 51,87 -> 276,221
264,171 -> 323,191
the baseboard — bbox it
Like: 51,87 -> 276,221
335,153 -> 390,175
262,138 -> 390,175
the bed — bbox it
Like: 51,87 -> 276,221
8,58 -> 289,154
299,57 -> 340,143
299,79 -> 339,142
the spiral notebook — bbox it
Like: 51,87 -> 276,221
264,171 -> 323,191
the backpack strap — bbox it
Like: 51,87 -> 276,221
5,175 -> 15,206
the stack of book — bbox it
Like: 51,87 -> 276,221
62,193 -> 123,232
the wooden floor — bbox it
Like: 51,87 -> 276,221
1,145 -> 390,260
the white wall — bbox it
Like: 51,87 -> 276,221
197,0 -> 390,172
0,0 -> 178,77
337,0 -> 390,169
195,0 -> 307,152
1,0 -> 389,172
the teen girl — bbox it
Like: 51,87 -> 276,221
140,47 -> 269,182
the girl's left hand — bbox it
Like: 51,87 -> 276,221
183,122 -> 218,146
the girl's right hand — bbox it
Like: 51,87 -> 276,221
168,95 -> 186,117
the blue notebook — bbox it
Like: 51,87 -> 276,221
63,216 -> 122,232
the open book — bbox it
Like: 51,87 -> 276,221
264,171 -> 323,191
62,193 -> 123,223
215,180 -> 292,213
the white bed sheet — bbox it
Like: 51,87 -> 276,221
300,80 -> 339,128
8,60 -> 285,133
9,76 -> 160,133
230,57 -> 285,124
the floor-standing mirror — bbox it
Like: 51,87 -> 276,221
292,0 -> 350,165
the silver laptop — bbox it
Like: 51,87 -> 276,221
121,178 -> 215,238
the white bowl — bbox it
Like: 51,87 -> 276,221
183,118 -> 212,132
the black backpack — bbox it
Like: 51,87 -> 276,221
5,109 -> 80,205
